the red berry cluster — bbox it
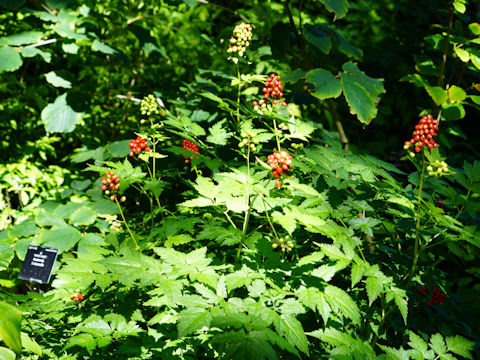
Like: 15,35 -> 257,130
182,139 -> 200,163
404,114 -> 439,153
101,172 -> 126,202
71,290 -> 84,302
267,151 -> 292,188
427,287 -> 448,306
417,286 -> 448,306
128,136 -> 151,157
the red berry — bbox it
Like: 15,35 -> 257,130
275,180 -> 282,188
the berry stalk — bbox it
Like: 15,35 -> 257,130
114,197 -> 140,251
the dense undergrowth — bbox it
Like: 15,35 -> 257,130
1,0 -> 480,359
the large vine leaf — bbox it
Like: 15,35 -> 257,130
0,301 -> 22,354
305,68 -> 342,100
318,0 -> 348,19
0,47 -> 23,72
340,62 -> 385,125
41,93 -> 84,133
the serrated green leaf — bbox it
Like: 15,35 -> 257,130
393,292 -> 408,325
177,308 -> 212,337
446,335 -> 475,359
408,331 -> 433,359
324,285 -> 360,325
206,120 -> 232,145
430,333 -> 446,356
274,314 -> 309,355
351,263 -> 365,287
305,68 -> 342,100
0,301 -> 22,354
365,276 -> 383,305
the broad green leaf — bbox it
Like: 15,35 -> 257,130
183,0 -> 197,7
20,47 -> 51,62
365,276 -> 383,305
453,2 -> 466,13
0,31 -> 43,46
272,211 -> 297,234
324,285 -> 360,325
454,48 -> 470,62
425,86 -> 448,106
305,68 -> 342,100
38,225 -> 82,252
274,314 -> 309,355
64,333 -> 97,354
340,62 -> 385,124
304,25 -> 331,54
430,333 -> 446,356
0,347 -> 16,360
0,301 -> 22,354
92,39 -> 116,54
447,85 -> 467,102
0,47 -> 22,72
41,93 -> 83,133
20,332 -> 42,355
45,71 -> 72,88
446,335 -> 475,359
177,308 -> 212,337
35,209 -> 66,227
69,207 -> 97,226
469,23 -> 480,35
318,0 -> 348,19
442,102 -> 465,120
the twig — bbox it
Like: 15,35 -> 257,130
23,39 -> 57,49
328,101 -> 349,151
115,94 -> 142,102
437,7 -> 454,87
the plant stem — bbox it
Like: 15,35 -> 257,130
328,101 -> 349,151
407,150 -> 426,285
115,198 -> 140,251
272,118 -> 282,152
437,7 -> 454,87
236,63 -> 241,123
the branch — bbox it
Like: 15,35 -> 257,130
23,39 -> 57,49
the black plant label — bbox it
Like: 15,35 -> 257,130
18,246 -> 58,284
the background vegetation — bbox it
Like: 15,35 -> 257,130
0,0 -> 479,359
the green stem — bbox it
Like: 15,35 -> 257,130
272,118 -> 281,152
237,144 -> 253,262
236,63 -> 241,123
115,198 -> 140,251
455,187 -> 471,220
407,150 -> 426,285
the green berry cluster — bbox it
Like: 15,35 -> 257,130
227,23 -> 252,60
427,160 -> 449,177
291,143 -> 304,150
271,235 -> 294,252
238,130 -> 259,151
140,94 -> 161,117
